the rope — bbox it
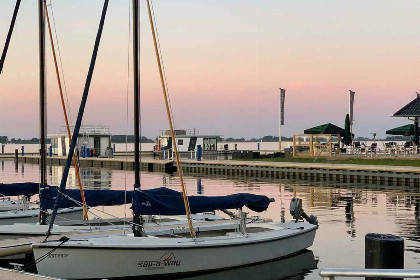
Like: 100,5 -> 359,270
56,191 -> 144,230
49,0 -> 73,126
150,0 -> 175,128
124,0 -> 132,227
146,0 -> 196,238
23,236 -> 69,270
44,1 -> 88,221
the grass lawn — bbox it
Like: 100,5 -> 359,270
236,157 -> 420,167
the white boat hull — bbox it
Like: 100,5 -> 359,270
34,221 -> 317,279
0,200 -> 38,212
0,207 -> 84,226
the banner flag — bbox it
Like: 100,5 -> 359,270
349,90 -> 355,125
280,88 -> 286,125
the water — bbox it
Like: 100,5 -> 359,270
1,159 -> 419,279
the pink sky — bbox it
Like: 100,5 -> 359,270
1,0 -> 419,139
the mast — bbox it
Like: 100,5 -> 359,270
39,0 -> 48,225
132,0 -> 144,237
46,0 -> 109,238
133,0 -> 140,187
0,0 -> 21,74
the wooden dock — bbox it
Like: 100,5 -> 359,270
179,159 -> 420,187
16,155 -> 174,173
0,267 -> 59,279
2,155 -> 419,186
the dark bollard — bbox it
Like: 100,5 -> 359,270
197,178 -> 202,194
21,145 -> 24,156
14,149 -> 18,170
365,233 -> 404,280
49,145 -> 52,157
1,144 -> 4,154
197,145 -> 202,161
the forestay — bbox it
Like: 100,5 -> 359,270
132,187 -> 271,215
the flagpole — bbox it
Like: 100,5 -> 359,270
278,88 -> 285,153
279,89 -> 282,152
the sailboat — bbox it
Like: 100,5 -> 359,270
32,1 -> 318,279
0,1 -> 84,225
0,183 -> 38,212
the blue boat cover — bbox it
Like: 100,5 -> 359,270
132,187 -> 271,215
40,188 -> 134,209
0,182 -> 40,197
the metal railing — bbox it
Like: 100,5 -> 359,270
319,268 -> 420,279
159,128 -> 199,136
61,125 -> 110,135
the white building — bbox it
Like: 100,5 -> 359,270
49,125 -> 112,157
155,129 -> 218,152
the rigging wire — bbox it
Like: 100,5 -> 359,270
124,0 -> 132,228
44,1 -> 88,220
150,0 -> 175,128
49,0 -> 73,126
146,0 -> 195,238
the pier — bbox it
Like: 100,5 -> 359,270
180,159 -> 420,187
14,155 -> 173,173
0,267 -> 59,279
3,155 -> 419,187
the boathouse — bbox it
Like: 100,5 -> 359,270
155,129 -> 218,152
49,125 -> 112,157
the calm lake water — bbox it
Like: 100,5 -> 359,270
1,159 -> 419,279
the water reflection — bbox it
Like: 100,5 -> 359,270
197,178 -> 203,194
2,161 -> 113,190
344,196 -> 355,238
1,160 -> 420,278
49,165 -> 112,189
178,250 -> 317,280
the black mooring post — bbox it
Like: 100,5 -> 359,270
132,0 -> 144,237
38,0 -> 48,225
14,149 -> 18,170
415,117 -> 419,145
45,0 -> 109,238
365,233 -> 404,280
0,0 -> 21,74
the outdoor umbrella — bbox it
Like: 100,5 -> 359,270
343,114 -> 352,146
385,124 -> 415,136
304,123 -> 347,137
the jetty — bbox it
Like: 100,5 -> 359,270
0,267 -> 59,279
179,159 -> 420,186
13,155 -> 173,173
3,155 -> 419,186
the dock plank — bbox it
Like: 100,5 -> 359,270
0,267 -> 60,279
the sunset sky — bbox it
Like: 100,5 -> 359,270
1,0 -> 419,139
